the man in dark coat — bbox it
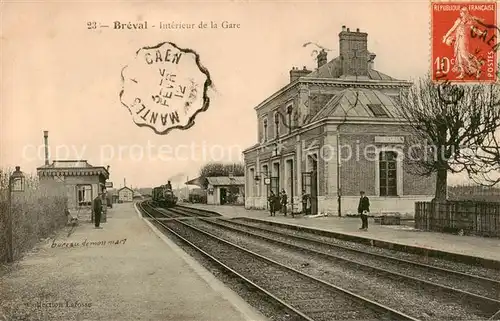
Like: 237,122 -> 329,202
93,193 -> 104,229
268,191 -> 277,216
302,190 -> 309,215
358,191 -> 370,230
280,189 -> 288,216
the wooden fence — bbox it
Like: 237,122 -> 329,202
415,200 -> 500,237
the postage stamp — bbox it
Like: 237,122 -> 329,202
120,42 -> 211,135
431,1 -> 498,83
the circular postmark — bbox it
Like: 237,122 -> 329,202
120,42 -> 211,134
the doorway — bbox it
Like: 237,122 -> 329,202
220,188 -> 227,205
303,154 -> 318,215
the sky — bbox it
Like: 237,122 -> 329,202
0,0 -> 495,188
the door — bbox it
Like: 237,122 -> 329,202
270,177 -> 279,196
220,188 -> 227,205
301,172 -> 318,215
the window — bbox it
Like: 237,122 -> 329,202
263,118 -> 268,142
249,168 -> 255,197
286,104 -> 293,134
379,151 -> 398,196
274,112 -> 280,138
367,104 -> 389,118
77,185 -> 92,206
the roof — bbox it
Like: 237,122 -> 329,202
206,176 -> 245,186
310,88 -> 401,122
37,160 -> 109,178
185,176 -> 205,187
118,187 -> 133,193
305,56 -> 400,81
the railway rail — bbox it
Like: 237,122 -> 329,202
190,221 -> 497,320
201,217 -> 500,302
138,201 -> 418,321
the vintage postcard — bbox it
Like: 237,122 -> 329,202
2,1 -> 500,321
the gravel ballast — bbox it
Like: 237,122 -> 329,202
188,219 -> 490,321
234,218 -> 500,281
149,219 -> 302,321
163,220 -> 393,321
214,218 -> 500,300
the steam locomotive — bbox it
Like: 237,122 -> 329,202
152,181 -> 178,208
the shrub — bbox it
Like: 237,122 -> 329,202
0,168 -> 67,263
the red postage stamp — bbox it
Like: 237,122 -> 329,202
431,1 -> 498,83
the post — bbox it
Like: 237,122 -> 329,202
6,176 -> 13,262
337,132 -> 342,217
290,163 -> 294,216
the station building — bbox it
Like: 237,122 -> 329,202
37,160 -> 110,208
36,131 -> 111,222
205,176 -> 245,205
242,26 -> 435,216
118,186 -> 134,202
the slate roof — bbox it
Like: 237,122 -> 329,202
206,176 -> 245,186
305,56 -> 400,81
310,88 -> 401,122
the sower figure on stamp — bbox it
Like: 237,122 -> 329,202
358,191 -> 370,231
268,190 -> 277,216
442,6 -> 485,79
93,193 -> 104,229
280,189 -> 288,216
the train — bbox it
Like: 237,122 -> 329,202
151,181 -> 178,208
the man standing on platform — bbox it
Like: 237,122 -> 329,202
93,193 -> 104,229
358,191 -> 370,231
280,189 -> 288,216
268,191 -> 277,216
301,190 -> 309,215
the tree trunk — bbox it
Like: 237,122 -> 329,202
435,167 -> 448,202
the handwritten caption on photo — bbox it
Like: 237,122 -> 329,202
50,238 -> 127,248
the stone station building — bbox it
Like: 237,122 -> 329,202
243,26 -> 435,216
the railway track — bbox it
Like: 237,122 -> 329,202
190,217 -> 500,319
168,206 -> 220,218
202,217 -> 500,302
142,201 -> 221,218
138,201 -> 418,321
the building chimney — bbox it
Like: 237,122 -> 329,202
317,49 -> 327,68
289,66 -> 311,83
339,26 -> 369,76
124,178 -> 126,187
43,130 -> 49,165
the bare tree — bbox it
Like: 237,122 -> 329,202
397,76 -> 500,201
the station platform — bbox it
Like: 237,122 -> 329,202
0,202 -> 266,321
181,203 -> 500,264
